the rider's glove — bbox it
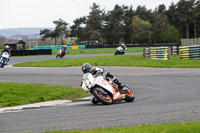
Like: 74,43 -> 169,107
100,68 -> 105,73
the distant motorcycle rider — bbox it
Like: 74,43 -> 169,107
61,45 -> 67,55
82,63 -> 125,90
1,45 -> 11,56
62,45 -> 67,52
1,45 -> 11,62
121,43 -> 127,51
57,45 -> 67,58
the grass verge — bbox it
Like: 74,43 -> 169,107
11,47 -> 142,57
14,55 -> 200,68
0,83 -> 89,107
52,47 -> 143,55
45,121 -> 200,133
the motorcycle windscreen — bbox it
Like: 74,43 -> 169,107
2,52 -> 9,58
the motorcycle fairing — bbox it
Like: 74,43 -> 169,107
82,73 -> 125,100
117,46 -> 123,52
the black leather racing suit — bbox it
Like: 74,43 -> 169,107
1,49 -> 11,55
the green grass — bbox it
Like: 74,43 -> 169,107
45,121 -> 200,133
52,47 -> 143,55
10,47 -> 142,57
0,83 -> 89,107
14,55 -> 200,68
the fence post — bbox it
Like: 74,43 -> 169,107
171,46 -> 173,55
143,48 -> 146,58
177,46 -> 179,54
168,47 -> 171,60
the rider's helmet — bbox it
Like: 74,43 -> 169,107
5,45 -> 9,49
64,45 -> 67,47
82,63 -> 92,74
121,43 -> 125,47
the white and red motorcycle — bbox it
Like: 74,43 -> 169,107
56,48 -> 66,58
81,72 -> 135,105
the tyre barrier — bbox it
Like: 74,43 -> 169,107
173,46 -> 179,55
179,45 -> 200,59
143,47 -> 171,60
11,49 -> 52,56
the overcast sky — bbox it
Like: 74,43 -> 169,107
0,0 -> 180,29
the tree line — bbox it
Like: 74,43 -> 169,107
39,0 -> 200,45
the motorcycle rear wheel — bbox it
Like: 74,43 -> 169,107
124,86 -> 135,102
92,88 -> 112,105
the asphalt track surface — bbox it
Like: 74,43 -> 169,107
0,54 -> 200,133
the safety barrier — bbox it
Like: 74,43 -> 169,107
11,49 -> 52,56
179,45 -> 200,59
34,45 -> 86,50
143,47 -> 171,60
173,46 -> 179,55
72,45 -> 79,49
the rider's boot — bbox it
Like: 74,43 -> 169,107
113,78 -> 125,90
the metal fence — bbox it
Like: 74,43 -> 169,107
181,38 -> 200,46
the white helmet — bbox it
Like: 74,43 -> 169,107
5,45 -> 9,49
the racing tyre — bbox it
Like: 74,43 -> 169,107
92,87 -> 112,105
1,60 -> 5,68
124,86 -> 135,102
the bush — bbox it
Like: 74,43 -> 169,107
156,27 -> 180,43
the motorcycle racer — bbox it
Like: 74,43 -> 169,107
121,43 -> 127,51
62,45 -> 67,52
60,45 -> 67,56
82,63 -> 125,90
56,45 -> 67,58
1,45 -> 11,61
114,43 -> 127,55
1,45 -> 11,56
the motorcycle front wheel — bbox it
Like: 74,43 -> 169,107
0,60 -> 5,68
124,86 -> 135,102
92,88 -> 113,105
